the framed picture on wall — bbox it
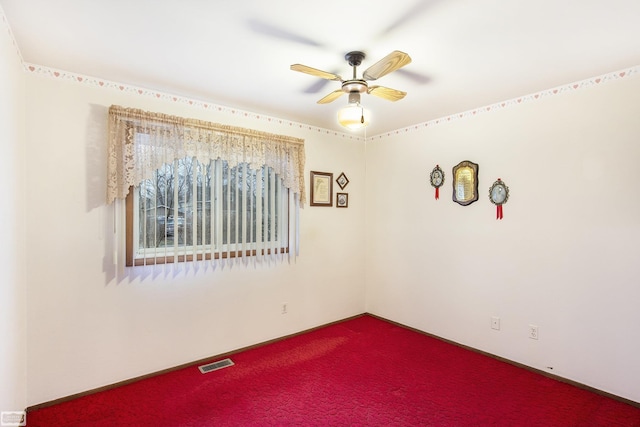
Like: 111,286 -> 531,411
452,160 -> 479,206
336,193 -> 348,208
310,171 -> 333,206
336,172 -> 350,190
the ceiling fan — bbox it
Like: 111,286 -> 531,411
290,50 -> 412,105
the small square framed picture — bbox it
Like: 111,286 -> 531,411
336,192 -> 348,208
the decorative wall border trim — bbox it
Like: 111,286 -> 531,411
368,66 -> 639,140
24,61 -> 637,143
22,62 -> 365,142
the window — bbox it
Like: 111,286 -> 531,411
126,157 -> 288,266
108,106 -> 305,269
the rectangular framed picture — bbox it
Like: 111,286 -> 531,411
310,171 -> 333,206
336,192 -> 348,208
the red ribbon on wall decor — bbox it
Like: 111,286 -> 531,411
489,178 -> 509,220
430,165 -> 444,201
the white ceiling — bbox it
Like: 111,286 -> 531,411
2,0 -> 640,135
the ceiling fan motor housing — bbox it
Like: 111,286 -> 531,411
342,80 -> 368,95
343,51 -> 368,101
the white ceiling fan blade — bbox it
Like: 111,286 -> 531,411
363,51 -> 412,81
317,90 -> 346,104
367,86 -> 407,101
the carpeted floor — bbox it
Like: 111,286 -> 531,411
27,314 -> 640,426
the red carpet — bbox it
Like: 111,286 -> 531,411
27,314 -> 640,426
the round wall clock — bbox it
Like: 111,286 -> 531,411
489,178 -> 509,219
430,165 -> 445,200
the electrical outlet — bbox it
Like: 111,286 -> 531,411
281,303 -> 288,315
491,316 -> 501,330
529,324 -> 539,340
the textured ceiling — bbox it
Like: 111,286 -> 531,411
2,0 -> 640,135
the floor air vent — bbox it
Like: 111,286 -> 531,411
198,358 -> 234,374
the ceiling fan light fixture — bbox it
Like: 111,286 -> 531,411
338,101 -> 370,130
292,49 -> 412,131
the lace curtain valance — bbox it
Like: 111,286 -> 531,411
107,105 -> 306,206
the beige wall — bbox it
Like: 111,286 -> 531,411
0,7 -> 27,413
18,62 -> 640,407
365,72 -> 640,403
23,75 -> 366,406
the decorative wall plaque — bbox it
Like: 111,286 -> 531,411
489,178 -> 509,219
336,172 -> 350,190
429,165 -> 445,200
452,160 -> 479,206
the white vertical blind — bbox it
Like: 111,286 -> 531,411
128,158 -> 292,268
269,168 -> 277,263
256,166 -> 264,264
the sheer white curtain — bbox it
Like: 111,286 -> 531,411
107,106 -> 305,205
107,106 -> 305,269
